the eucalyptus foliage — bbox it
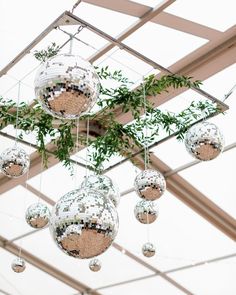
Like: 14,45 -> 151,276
0,45 -> 219,173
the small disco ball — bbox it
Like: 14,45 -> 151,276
80,175 -> 120,207
25,203 -> 50,229
134,169 -> 166,201
0,146 -> 30,178
34,54 -> 100,119
185,121 -> 224,161
89,258 -> 101,272
134,200 -> 158,224
49,188 -> 119,259
142,242 -> 156,258
11,257 -> 26,273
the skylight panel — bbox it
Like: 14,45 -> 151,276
165,0 -> 236,32
75,2 -> 138,36
169,257 -> 236,295
180,148 -> 236,218
15,230 -> 153,289
0,186 -> 50,239
130,0 -> 164,7
116,191 -> 236,271
101,275 -> 186,295
123,22 -> 208,68
0,249 -> 77,295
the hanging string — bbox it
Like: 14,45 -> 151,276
74,119 -> 80,189
143,77 -> 149,170
146,209 -> 150,243
69,35 -> 73,55
14,81 -> 21,145
37,157 -> 44,203
85,117 -> 90,184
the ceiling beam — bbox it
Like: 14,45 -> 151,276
0,236 -> 101,295
88,0 -> 176,63
66,11 -> 228,112
110,26 -> 236,124
82,0 -> 221,40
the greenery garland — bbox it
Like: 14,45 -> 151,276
0,43 -> 219,173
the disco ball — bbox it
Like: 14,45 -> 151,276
49,188 -> 119,259
25,203 -> 50,229
142,242 -> 156,258
89,258 -> 101,272
134,169 -> 166,201
34,54 -> 100,119
185,121 -> 224,161
0,146 -> 30,178
80,175 -> 120,207
11,257 -> 26,273
134,200 -> 158,224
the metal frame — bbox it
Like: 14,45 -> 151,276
0,0 -> 236,294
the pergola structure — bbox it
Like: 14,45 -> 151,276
0,1 -> 236,294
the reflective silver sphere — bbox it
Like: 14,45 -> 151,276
11,257 -> 26,273
34,54 -> 100,119
25,203 -> 50,229
142,242 -> 156,257
49,188 -> 119,259
134,169 -> 166,201
134,200 -> 158,224
185,121 -> 224,161
81,175 -> 120,207
89,258 -> 101,272
0,146 -> 30,178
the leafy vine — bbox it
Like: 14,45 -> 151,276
0,44 -> 219,173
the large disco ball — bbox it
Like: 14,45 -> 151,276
134,200 -> 158,224
142,242 -> 156,258
89,258 -> 101,272
34,54 -> 100,119
49,188 -> 119,259
185,121 -> 224,161
80,175 -> 120,207
11,257 -> 26,273
134,169 -> 166,201
25,203 -> 50,229
0,146 -> 30,178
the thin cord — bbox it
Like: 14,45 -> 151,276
143,78 -> 149,170
14,82 -> 21,145
74,119 -> 80,188
38,157 -> 44,203
146,210 -> 150,243
69,36 -> 73,55
85,117 -> 90,183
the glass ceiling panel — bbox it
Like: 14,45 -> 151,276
76,2 -> 138,36
130,0 -> 164,7
16,229 -> 153,289
123,22 -> 207,67
27,162 -> 85,202
0,185 -> 51,240
0,0 -> 75,68
0,249 -> 76,295
169,257 -> 236,295
165,0 -> 236,32
101,275 -> 185,295
180,148 -> 236,218
114,191 -> 236,272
